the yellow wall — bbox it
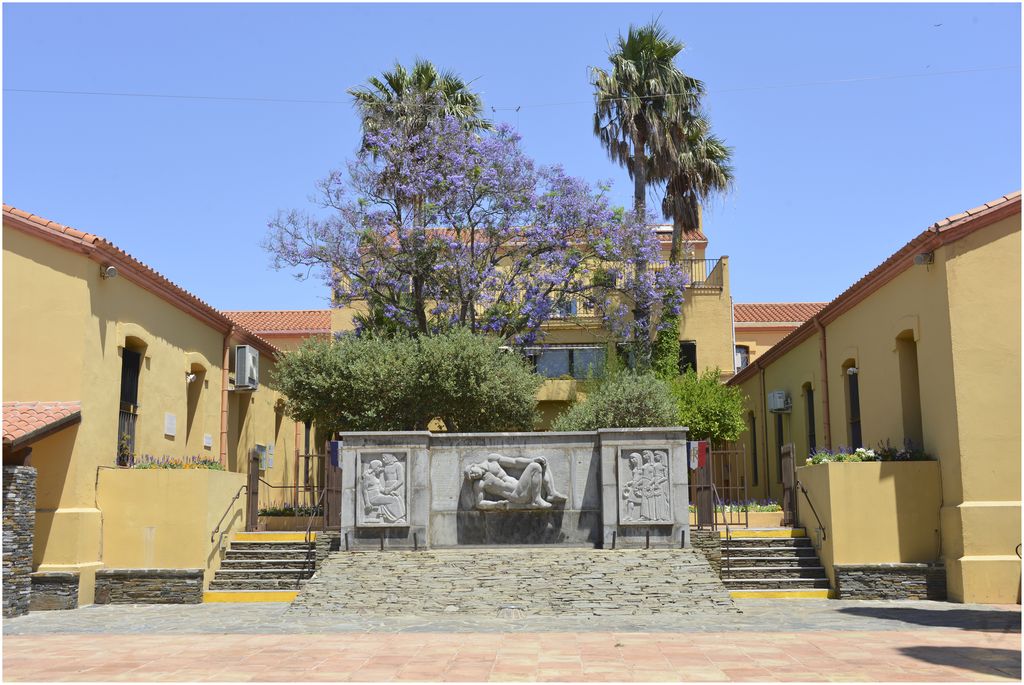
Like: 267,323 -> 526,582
731,211 -> 1022,603
796,462 -> 942,586
735,327 -> 795,367
96,469 -> 247,588
3,222 -> 301,603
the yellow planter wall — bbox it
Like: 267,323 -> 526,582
97,469 -> 247,588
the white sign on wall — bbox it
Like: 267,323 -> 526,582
203,434 -> 213,449
164,413 -> 176,437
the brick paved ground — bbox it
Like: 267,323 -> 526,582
3,600 -> 1020,681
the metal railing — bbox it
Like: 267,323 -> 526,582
210,484 -> 247,543
650,258 -> 725,290
710,482 -> 731,575
304,483 -> 328,546
796,480 -> 827,542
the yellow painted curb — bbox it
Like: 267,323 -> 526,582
232,532 -> 315,542
729,589 -> 832,599
203,590 -> 299,603
719,528 -> 806,538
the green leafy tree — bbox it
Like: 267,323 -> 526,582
551,372 -> 678,431
272,329 -> 541,433
671,368 -> 746,442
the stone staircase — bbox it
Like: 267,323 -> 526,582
203,532 -> 316,603
289,547 -> 738,617
720,528 -> 831,599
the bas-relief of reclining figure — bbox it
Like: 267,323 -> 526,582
464,453 -> 568,511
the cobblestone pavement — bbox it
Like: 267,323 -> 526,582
3,600 -> 1019,681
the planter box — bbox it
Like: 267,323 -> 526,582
258,515 -> 323,532
688,511 -> 784,528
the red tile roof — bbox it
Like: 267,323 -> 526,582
734,303 -> 827,325
222,310 -> 331,336
3,401 -> 82,448
729,191 -> 1021,386
2,205 -> 279,355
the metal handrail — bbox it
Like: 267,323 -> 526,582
210,484 -> 247,543
796,480 -> 827,542
710,482 -> 730,575
304,483 -> 328,546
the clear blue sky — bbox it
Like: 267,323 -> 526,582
4,3 -> 1020,311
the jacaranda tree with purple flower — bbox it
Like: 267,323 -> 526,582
265,114 -> 687,350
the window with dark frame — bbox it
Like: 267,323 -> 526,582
775,412 -> 784,482
735,345 -> 750,371
678,341 -> 698,373
846,365 -> 862,449
117,348 -> 142,466
805,385 -> 816,455
749,412 -> 759,486
524,345 -> 606,380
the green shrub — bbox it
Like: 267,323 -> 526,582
273,328 -> 541,433
551,372 -> 678,431
651,314 -> 682,381
670,368 -> 746,442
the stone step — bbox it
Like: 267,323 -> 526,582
723,577 -> 831,590
226,541 -> 314,551
729,588 -> 831,599
724,556 -> 824,568
209,578 -> 309,590
722,546 -> 818,558
213,569 -> 313,580
289,548 -> 737,617
722,537 -> 813,548
219,558 -> 315,570
723,566 -> 827,580
224,549 -> 315,561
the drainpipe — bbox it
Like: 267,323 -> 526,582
220,334 -> 230,465
758,360 -> 769,498
814,317 -> 832,451
730,297 -> 737,374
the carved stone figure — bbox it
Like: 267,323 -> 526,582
464,453 -> 567,511
618,447 -> 672,524
358,453 -> 407,525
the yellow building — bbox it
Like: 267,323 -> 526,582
727,192 -> 1021,603
329,225 -> 739,426
733,302 -> 825,371
2,205 -> 304,604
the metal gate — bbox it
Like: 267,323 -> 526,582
691,441 -> 749,530
781,443 -> 796,527
245,451 -> 260,531
325,458 -> 342,529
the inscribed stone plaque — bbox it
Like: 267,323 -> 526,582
356,451 -> 409,526
617,447 -> 673,525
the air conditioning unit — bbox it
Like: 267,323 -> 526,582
767,390 -> 791,413
234,345 -> 259,391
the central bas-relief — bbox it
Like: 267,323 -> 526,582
463,453 -> 567,510
617,448 -> 673,524
357,451 -> 409,526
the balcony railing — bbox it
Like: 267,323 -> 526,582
650,258 -> 724,290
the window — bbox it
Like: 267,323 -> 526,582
844,361 -> 862,449
678,341 -> 698,373
896,332 -> 923,449
524,345 -> 606,380
735,345 -> 750,371
117,346 -> 143,465
749,411 -> 759,486
775,412 -> 785,482
804,383 -> 816,455
551,299 -> 578,318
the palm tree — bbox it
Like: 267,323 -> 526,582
592,20 -> 703,366
659,114 -> 734,263
592,21 -> 703,220
348,59 -> 490,143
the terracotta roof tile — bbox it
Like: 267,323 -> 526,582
3,205 -> 279,355
222,310 -> 331,335
734,303 -> 827,324
932,191 -> 1021,231
3,401 -> 82,446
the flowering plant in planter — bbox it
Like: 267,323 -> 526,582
130,455 -> 225,471
806,447 -> 876,465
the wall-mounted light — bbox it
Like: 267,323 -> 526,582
185,373 -> 197,384
846,367 -> 859,376
914,252 -> 934,266
100,264 -> 118,279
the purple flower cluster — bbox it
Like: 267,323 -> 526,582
265,116 -> 688,345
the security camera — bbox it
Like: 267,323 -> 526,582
100,265 -> 118,279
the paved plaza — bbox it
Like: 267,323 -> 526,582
3,599 -> 1020,681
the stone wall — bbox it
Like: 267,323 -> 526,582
690,530 -> 722,578
30,572 -> 79,610
290,547 -> 736,616
314,532 -> 342,567
3,465 -> 36,618
834,563 -> 947,600
94,569 -> 203,604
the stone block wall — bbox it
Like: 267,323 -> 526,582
315,532 -> 342,567
834,563 -> 947,600
690,530 -> 722,578
30,572 -> 79,610
94,569 -> 203,604
3,465 -> 36,618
